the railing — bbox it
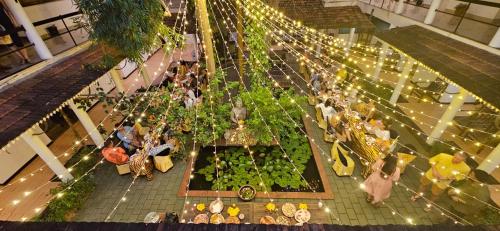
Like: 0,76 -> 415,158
0,11 -> 88,81
359,0 -> 500,46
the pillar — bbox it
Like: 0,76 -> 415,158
396,54 -> 405,71
395,0 -> 405,14
426,88 -> 468,145
488,27 -> 500,48
140,68 -> 152,87
109,68 -> 126,93
237,1 -> 245,76
68,100 -> 105,147
389,60 -> 413,105
477,144 -> 500,173
372,43 -> 389,80
21,131 -> 73,182
196,0 -> 216,79
347,28 -> 356,48
3,0 -> 53,59
424,0 -> 442,24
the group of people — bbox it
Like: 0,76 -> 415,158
164,60 -> 206,109
99,60 -> 207,180
311,68 -> 471,210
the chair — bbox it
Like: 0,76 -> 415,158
397,152 -> 416,174
154,155 -> 174,173
323,130 -> 335,143
308,95 -> 317,105
315,107 -> 327,129
331,140 -> 355,176
116,163 -> 131,175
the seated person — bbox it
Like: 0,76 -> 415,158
332,111 -> 352,142
129,150 -> 154,181
316,99 -> 337,122
101,140 -> 129,165
115,123 -> 141,151
149,138 -> 177,156
353,99 -> 375,121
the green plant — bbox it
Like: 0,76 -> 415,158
240,86 -> 305,144
197,85 -> 312,192
193,69 -> 236,145
76,0 -> 166,64
34,146 -> 98,221
244,5 -> 271,87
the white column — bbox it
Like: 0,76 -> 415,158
424,0 -> 442,25
372,43 -> 389,80
477,144 -> 500,173
395,0 -> 405,14
426,88 -> 468,145
3,0 -> 53,60
140,68 -> 152,87
109,68 -> 126,93
348,28 -> 356,47
396,54 -> 405,71
68,100 -> 105,147
389,60 -> 413,105
21,131 -> 73,182
488,27 -> 500,48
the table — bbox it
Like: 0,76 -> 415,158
181,202 -> 331,224
347,116 -> 387,178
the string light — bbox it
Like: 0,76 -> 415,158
220,0 -> 488,223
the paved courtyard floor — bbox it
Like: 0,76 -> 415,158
75,101 -> 453,225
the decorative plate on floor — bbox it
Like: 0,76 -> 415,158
225,216 -> 241,224
282,203 -> 297,217
193,214 -> 209,224
276,215 -> 291,225
294,209 -> 311,223
210,214 -> 225,224
260,215 -> 276,225
143,212 -> 160,223
209,199 -> 224,214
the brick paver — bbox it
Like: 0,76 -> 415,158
75,102 -> 450,225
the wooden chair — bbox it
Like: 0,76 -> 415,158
331,140 -> 355,176
315,107 -> 327,129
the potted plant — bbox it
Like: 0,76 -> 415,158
238,185 -> 256,201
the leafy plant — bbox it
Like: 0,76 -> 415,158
244,5 -> 271,87
239,86 -> 305,144
193,69 -> 236,145
76,0 -> 166,64
34,146 -> 98,222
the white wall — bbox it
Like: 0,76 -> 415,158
439,0 -> 500,20
23,0 -> 79,37
0,126 -> 51,184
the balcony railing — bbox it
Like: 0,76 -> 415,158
0,11 -> 89,81
359,0 -> 500,46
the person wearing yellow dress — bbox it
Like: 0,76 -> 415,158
411,152 -> 470,211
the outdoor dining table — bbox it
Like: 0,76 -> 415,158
347,116 -> 388,178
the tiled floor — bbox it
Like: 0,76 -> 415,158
74,97 -> 445,225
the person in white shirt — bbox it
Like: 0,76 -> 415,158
316,99 -> 337,122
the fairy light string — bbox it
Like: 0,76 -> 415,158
247,4 -> 498,139
256,17 -> 500,213
245,0 -> 500,113
8,0 -> 187,220
255,10 -> 498,163
105,1 -> 190,221
217,0 -> 482,223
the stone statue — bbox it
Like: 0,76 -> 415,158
230,98 -> 247,124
